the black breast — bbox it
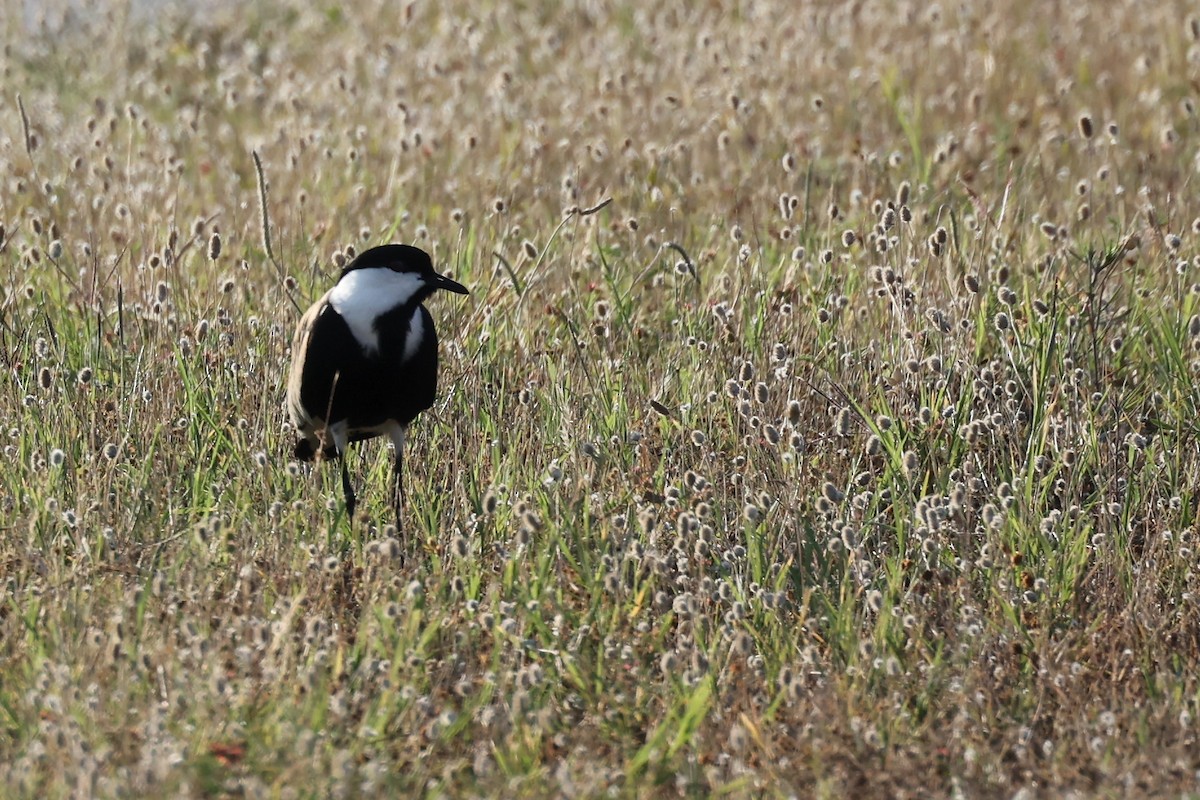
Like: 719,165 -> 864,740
376,303 -> 440,427
298,300 -> 440,433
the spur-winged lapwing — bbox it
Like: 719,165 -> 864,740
287,244 -> 468,528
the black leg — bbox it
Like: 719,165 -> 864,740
391,444 -> 405,532
388,425 -> 407,535
339,448 -> 356,522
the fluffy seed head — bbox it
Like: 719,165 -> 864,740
835,407 -> 854,437
1078,114 -> 1094,139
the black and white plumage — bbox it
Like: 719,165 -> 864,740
286,244 -> 468,527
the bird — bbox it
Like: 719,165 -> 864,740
286,243 -> 468,529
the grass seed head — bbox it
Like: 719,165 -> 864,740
835,407 -> 854,437
1078,114 -> 1094,139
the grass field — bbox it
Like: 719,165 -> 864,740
3,0 -> 1200,796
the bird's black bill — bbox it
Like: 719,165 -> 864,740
435,273 -> 469,295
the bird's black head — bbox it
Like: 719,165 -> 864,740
341,244 -> 469,296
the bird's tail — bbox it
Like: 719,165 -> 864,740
294,438 -> 318,461
294,436 -> 340,462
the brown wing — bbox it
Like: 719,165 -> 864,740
287,289 -> 334,434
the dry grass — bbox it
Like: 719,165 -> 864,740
3,0 -> 1200,796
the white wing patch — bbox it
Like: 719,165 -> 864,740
403,311 -> 424,363
329,267 -> 423,353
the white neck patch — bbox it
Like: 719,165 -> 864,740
328,267 -> 424,353
403,310 -> 425,363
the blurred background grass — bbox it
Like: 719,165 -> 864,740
2,0 -> 1200,796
